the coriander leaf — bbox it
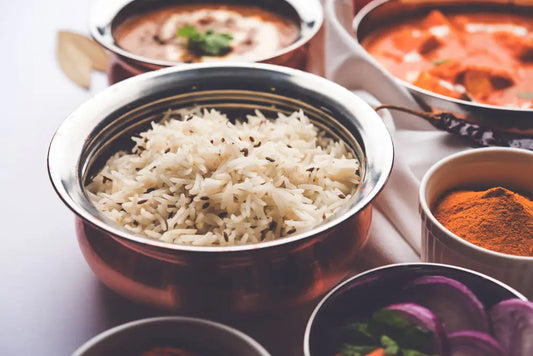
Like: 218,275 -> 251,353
177,25 -> 199,38
432,59 -> 450,66
201,31 -> 233,55
373,309 -> 411,329
341,344 -> 381,356
517,92 -> 533,99
401,349 -> 432,356
344,322 -> 378,342
381,335 -> 400,355
176,25 -> 233,57
372,309 -> 434,351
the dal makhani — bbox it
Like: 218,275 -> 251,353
113,4 -> 300,63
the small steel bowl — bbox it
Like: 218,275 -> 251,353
48,63 -> 394,314
419,148 -> 533,298
304,263 -> 526,356
90,0 -> 323,84
352,0 -> 533,135
73,316 -> 270,356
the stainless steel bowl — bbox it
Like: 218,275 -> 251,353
304,263 -> 527,356
48,63 -> 394,314
89,0 -> 323,83
352,0 -> 533,135
73,316 -> 270,356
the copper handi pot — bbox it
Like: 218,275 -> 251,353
339,0 -> 533,135
48,63 -> 394,315
89,0 -> 323,84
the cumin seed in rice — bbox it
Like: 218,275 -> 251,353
86,108 -> 361,246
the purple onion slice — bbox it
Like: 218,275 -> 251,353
448,330 -> 505,356
402,275 -> 489,333
385,303 -> 448,354
490,299 -> 533,356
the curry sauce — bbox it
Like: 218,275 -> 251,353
363,10 -> 533,108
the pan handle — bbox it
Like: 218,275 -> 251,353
375,105 -> 533,149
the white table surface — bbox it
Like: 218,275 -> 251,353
1,1 -> 144,355
0,2 -> 319,355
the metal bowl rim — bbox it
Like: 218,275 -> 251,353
48,62 -> 394,254
352,0 -> 533,114
72,316 -> 270,356
303,261 -> 527,356
89,0 -> 324,68
419,147 -> 533,261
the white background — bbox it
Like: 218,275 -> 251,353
1,1 -> 151,355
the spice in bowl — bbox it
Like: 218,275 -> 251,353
432,186 -> 533,256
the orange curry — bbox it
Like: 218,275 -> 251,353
363,10 -> 533,108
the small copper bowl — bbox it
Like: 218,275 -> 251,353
351,0 -> 533,135
89,0 -> 323,84
48,63 -> 394,315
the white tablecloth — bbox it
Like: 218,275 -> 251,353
0,1 -> 471,355
324,0 -> 469,268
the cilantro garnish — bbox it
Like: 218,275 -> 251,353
381,335 -> 400,354
344,322 -> 376,341
341,344 -> 380,356
339,309 -> 436,356
176,25 -> 233,57
402,350 -> 432,356
372,309 -> 434,351
432,59 -> 450,66
516,92 -> 533,99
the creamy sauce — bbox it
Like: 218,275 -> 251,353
114,4 -> 300,63
363,11 -> 533,108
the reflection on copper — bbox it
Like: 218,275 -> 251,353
76,206 -> 372,315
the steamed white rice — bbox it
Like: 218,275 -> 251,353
87,108 -> 361,246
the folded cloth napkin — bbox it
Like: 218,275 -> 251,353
322,0 -> 469,268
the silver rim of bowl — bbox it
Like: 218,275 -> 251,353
48,62 -> 394,253
72,316 -> 270,356
419,147 -> 533,261
303,261 -> 527,356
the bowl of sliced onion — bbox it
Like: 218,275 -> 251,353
304,263 -> 533,356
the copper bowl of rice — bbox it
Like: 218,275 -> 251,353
48,63 -> 394,314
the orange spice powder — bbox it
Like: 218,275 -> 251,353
433,186 -> 533,256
